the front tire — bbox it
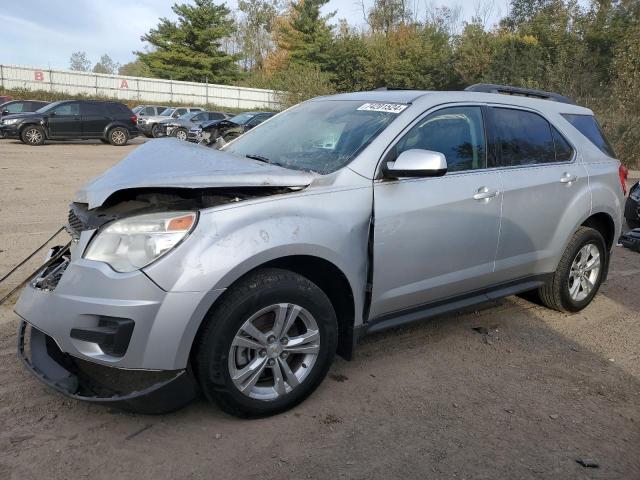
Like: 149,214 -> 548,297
538,226 -> 607,312
108,127 -> 129,146
151,124 -> 162,138
21,125 -> 45,146
194,268 -> 338,418
174,128 -> 188,141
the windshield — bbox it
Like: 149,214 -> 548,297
229,112 -> 257,125
132,105 -> 143,114
178,112 -> 198,121
223,100 -> 402,174
37,101 -> 63,114
159,108 -> 175,116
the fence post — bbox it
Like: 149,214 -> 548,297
0,64 -> 4,90
170,78 -> 173,105
205,77 -> 208,107
95,73 -> 98,96
49,69 -> 53,92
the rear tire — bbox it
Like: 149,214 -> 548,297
194,268 -> 338,418
151,124 -> 162,138
538,226 -> 607,312
21,125 -> 45,146
108,127 -> 129,146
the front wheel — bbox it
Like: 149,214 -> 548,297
174,128 -> 188,141
538,226 -> 607,312
194,268 -> 338,418
21,125 -> 46,146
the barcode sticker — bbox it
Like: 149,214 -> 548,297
357,103 -> 408,114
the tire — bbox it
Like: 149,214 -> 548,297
108,127 -> 129,146
174,128 -> 188,141
538,226 -> 607,312
194,268 -> 338,418
20,125 -> 46,146
151,124 -> 162,138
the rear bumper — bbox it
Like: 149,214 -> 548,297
18,321 -> 198,414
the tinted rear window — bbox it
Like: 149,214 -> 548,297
492,108 -> 556,166
561,114 -> 615,157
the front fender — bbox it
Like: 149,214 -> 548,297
142,186 -> 373,320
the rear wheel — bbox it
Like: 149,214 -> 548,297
538,226 -> 606,312
151,124 -> 162,138
21,125 -> 45,146
108,127 -> 129,146
194,268 -> 338,418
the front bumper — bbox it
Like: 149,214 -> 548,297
0,123 -> 20,138
18,321 -> 198,414
15,240 -> 224,371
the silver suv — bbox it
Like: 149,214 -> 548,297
15,85 -> 626,417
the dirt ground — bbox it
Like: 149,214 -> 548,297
0,138 -> 639,480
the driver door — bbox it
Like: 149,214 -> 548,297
369,105 -> 503,318
48,102 -> 81,138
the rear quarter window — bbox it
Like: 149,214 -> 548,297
561,114 -> 615,157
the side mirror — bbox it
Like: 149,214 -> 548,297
384,149 -> 447,178
2,109 -> 9,115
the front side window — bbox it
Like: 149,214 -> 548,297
562,113 -> 615,157
4,102 -> 25,114
492,108 -> 559,166
143,107 -> 155,115
159,108 -> 175,116
223,100 -> 401,174
393,106 -> 486,172
53,102 -> 80,116
174,108 -> 187,117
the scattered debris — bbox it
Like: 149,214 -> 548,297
549,414 -> 559,420
9,434 -> 34,444
321,414 -> 342,425
453,403 -> 459,408
472,326 -> 489,335
330,374 -> 348,383
125,423 -> 153,440
215,433 -> 222,440
504,409 -> 515,415
576,459 -> 599,468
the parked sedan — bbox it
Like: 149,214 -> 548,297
157,111 -> 230,140
625,181 -> 640,229
188,111 -> 274,145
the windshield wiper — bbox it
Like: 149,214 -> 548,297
246,154 -> 271,164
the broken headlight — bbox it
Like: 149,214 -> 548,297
84,211 -> 197,272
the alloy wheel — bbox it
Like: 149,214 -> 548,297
228,303 -> 320,400
25,128 -> 42,144
111,130 -> 127,145
176,130 -> 187,141
568,243 -> 601,301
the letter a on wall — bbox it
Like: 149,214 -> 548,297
120,79 -> 129,89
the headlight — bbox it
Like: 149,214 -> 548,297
84,211 -> 197,272
3,118 -> 19,125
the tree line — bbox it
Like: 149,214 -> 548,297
68,0 -> 640,167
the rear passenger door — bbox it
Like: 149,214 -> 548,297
370,105 -> 503,318
81,102 -> 111,137
489,106 -> 590,282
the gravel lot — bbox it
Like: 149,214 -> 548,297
0,138 -> 639,480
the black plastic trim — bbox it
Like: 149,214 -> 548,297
364,274 -> 552,334
18,321 -> 198,414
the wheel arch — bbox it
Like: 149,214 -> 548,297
190,255 -> 358,363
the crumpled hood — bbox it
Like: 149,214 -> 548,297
75,138 -> 315,208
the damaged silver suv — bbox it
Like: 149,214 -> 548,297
15,85 -> 626,417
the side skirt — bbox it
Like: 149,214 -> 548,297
360,274 -> 551,337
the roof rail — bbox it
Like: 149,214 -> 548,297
464,83 -> 576,105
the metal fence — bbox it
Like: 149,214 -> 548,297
0,64 -> 281,110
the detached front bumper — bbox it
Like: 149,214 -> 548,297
18,321 -> 198,414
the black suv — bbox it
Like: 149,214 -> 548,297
0,100 -> 139,146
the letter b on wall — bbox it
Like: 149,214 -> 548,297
34,71 -> 45,81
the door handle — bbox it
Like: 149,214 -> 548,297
560,172 -> 577,184
473,186 -> 499,201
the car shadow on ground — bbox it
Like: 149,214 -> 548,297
1,290 -> 638,479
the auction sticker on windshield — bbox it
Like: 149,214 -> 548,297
357,103 -> 408,114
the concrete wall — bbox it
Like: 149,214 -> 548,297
0,64 -> 280,110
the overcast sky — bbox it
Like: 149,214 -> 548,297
0,0 -> 508,70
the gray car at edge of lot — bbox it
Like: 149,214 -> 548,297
15,87 -> 625,418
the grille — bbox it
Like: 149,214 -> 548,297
66,209 -> 84,242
